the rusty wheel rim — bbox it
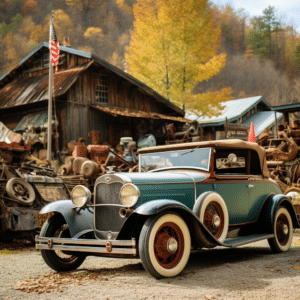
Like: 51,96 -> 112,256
153,222 -> 184,269
276,213 -> 290,246
203,201 -> 224,239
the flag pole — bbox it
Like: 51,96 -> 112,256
47,10 -> 54,161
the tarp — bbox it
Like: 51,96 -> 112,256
0,122 -> 22,143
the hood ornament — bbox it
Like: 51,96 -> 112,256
106,166 -> 116,174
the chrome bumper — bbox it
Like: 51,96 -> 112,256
35,236 -> 137,256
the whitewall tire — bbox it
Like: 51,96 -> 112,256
194,192 -> 229,242
268,207 -> 293,253
139,213 -> 191,279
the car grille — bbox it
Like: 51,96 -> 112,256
94,181 -> 127,239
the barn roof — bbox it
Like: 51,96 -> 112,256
0,42 -> 184,116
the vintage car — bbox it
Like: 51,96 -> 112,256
36,140 -> 300,278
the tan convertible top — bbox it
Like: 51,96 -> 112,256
138,139 -> 269,178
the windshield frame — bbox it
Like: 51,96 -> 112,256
138,147 -> 212,173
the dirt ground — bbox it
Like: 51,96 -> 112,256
1,236 -> 300,300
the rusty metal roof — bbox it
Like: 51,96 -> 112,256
91,105 -> 190,123
0,62 -> 93,109
0,42 -> 184,116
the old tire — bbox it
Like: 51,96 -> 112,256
40,214 -> 86,271
139,212 -> 191,279
194,192 -> 228,242
6,178 -> 35,205
268,207 -> 293,253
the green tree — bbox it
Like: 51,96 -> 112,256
294,44 -> 300,76
246,6 -> 280,59
126,0 -> 231,117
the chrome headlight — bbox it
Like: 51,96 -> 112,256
119,184 -> 140,207
71,185 -> 91,208
286,191 -> 300,203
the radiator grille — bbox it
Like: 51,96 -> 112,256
95,182 -> 126,234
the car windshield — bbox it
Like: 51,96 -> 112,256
139,147 -> 211,172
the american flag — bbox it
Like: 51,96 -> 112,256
50,24 -> 59,71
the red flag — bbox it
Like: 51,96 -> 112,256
247,122 -> 256,143
50,24 -> 59,72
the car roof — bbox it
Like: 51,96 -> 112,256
138,139 -> 269,178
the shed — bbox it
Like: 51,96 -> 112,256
185,96 -> 283,140
0,42 -> 188,151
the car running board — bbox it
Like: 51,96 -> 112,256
222,233 -> 275,248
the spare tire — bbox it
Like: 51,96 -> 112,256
6,178 -> 35,205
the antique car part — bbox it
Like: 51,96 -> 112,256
6,178 -> 35,205
36,140 -> 300,279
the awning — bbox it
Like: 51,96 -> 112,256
91,105 -> 191,123
14,111 -> 48,131
0,61 -> 93,109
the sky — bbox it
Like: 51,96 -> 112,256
212,0 -> 300,32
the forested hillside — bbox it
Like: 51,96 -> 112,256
1,0 -> 300,106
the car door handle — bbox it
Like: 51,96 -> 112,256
248,184 -> 254,188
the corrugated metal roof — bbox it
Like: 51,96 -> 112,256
14,111 -> 48,131
271,103 -> 300,113
242,111 -> 283,137
0,62 -> 92,109
91,105 -> 190,123
185,96 -> 271,127
0,42 -> 184,116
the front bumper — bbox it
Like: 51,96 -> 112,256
35,236 -> 137,256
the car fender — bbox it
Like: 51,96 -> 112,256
258,194 -> 300,233
125,199 -> 222,248
39,200 -> 94,237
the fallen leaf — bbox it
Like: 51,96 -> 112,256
294,239 -> 300,246
293,266 -> 300,270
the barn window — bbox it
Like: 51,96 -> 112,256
94,75 -> 109,104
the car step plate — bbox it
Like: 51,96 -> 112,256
223,233 -> 274,247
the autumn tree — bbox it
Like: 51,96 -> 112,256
126,0 -> 231,117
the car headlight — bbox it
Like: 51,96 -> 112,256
119,184 -> 140,207
286,191 -> 300,203
71,185 -> 91,208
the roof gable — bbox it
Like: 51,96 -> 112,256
185,96 -> 271,126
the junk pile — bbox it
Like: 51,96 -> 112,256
265,124 -> 300,194
165,122 -> 203,144
57,132 -> 146,191
0,142 -> 69,241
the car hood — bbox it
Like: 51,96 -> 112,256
122,171 -> 208,185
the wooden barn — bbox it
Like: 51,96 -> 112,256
0,42 -> 187,152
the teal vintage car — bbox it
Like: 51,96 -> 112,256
36,140 -> 300,279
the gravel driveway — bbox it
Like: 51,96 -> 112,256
1,236 -> 300,300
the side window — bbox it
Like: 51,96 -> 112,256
214,149 -> 247,175
94,75 -> 109,104
249,150 -> 262,175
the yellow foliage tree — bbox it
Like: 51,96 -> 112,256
126,0 -> 232,117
